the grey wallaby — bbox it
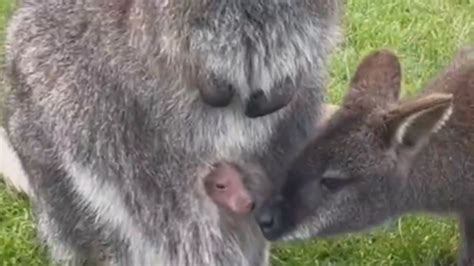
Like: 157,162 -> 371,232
2,0 -> 342,265
256,47 -> 474,265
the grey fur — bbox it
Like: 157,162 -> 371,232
256,47 -> 474,265
3,0 -> 341,265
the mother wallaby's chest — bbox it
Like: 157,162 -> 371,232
189,4 -> 329,96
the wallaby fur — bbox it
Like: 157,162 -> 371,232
256,47 -> 474,265
2,0 -> 342,265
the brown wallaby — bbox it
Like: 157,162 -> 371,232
256,47 -> 474,265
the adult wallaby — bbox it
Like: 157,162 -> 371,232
256,47 -> 474,265
2,0 -> 341,265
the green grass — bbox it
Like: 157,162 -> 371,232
0,0 -> 473,265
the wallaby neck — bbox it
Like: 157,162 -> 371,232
400,128 -> 474,214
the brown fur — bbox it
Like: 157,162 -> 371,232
256,47 -> 474,265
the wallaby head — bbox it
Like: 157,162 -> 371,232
256,49 -> 454,241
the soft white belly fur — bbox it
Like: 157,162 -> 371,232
0,127 -> 32,196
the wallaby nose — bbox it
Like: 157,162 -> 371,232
245,88 -> 293,118
245,201 -> 256,212
257,208 -> 275,230
255,198 -> 290,241
237,197 -> 255,214
256,206 -> 286,241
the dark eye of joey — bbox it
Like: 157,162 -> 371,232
215,183 -> 227,190
320,178 -> 350,191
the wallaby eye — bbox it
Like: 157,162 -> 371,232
320,178 -> 349,191
215,183 -> 227,190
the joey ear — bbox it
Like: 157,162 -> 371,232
382,93 -> 454,148
343,49 -> 402,111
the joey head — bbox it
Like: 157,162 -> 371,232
204,163 -> 255,215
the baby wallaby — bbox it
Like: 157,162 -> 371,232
256,47 -> 474,265
204,163 -> 255,215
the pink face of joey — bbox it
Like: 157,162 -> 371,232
204,163 -> 255,215
256,49 -> 454,241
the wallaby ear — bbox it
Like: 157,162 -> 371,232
343,49 -> 402,111
382,93 -> 454,148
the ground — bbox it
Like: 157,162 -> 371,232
0,0 -> 473,265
